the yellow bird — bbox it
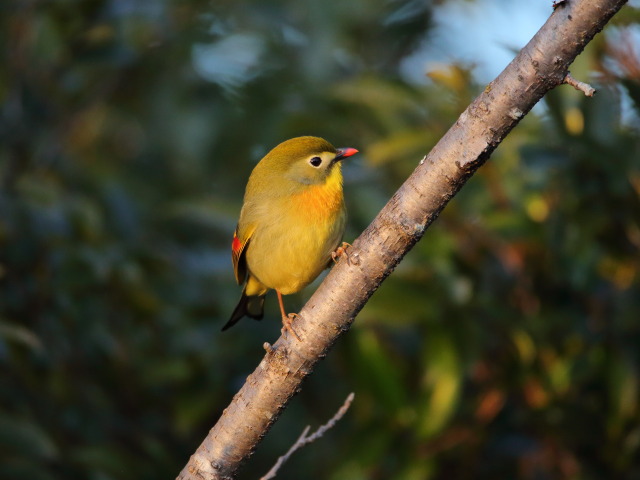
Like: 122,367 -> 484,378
223,136 -> 358,336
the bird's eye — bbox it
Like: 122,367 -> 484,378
309,156 -> 322,167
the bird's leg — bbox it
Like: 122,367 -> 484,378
331,242 -> 358,266
276,290 -> 301,341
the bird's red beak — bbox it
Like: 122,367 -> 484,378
334,147 -> 359,160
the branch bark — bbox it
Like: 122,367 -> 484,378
177,1 -> 628,478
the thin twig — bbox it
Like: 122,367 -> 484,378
552,0 -> 568,11
260,393 -> 355,480
563,72 -> 596,96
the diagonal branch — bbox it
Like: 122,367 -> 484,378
177,1 -> 628,479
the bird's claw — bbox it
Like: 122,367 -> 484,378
281,313 -> 301,341
331,242 -> 358,266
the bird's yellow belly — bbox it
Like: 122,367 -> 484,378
246,205 -> 346,294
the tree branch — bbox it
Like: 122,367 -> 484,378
177,1 -> 628,478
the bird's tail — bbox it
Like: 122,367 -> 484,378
222,289 -> 265,331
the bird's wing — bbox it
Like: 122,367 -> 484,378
231,224 -> 255,285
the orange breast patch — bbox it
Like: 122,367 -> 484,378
291,181 -> 344,222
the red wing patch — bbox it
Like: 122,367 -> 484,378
232,234 -> 242,255
231,229 -> 249,285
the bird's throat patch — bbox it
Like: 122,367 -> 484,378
291,169 -> 344,222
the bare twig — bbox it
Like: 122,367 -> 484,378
552,0 -> 568,10
260,393 -> 355,480
563,72 -> 597,96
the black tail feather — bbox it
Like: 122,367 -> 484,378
222,292 -> 265,331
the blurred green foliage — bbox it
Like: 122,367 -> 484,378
1,1 -> 640,479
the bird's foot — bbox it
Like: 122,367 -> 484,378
281,313 -> 301,341
332,242 -> 358,266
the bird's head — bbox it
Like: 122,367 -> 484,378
265,136 -> 358,186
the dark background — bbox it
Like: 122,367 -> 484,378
2,1 -> 640,479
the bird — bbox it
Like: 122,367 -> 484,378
222,136 -> 358,338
